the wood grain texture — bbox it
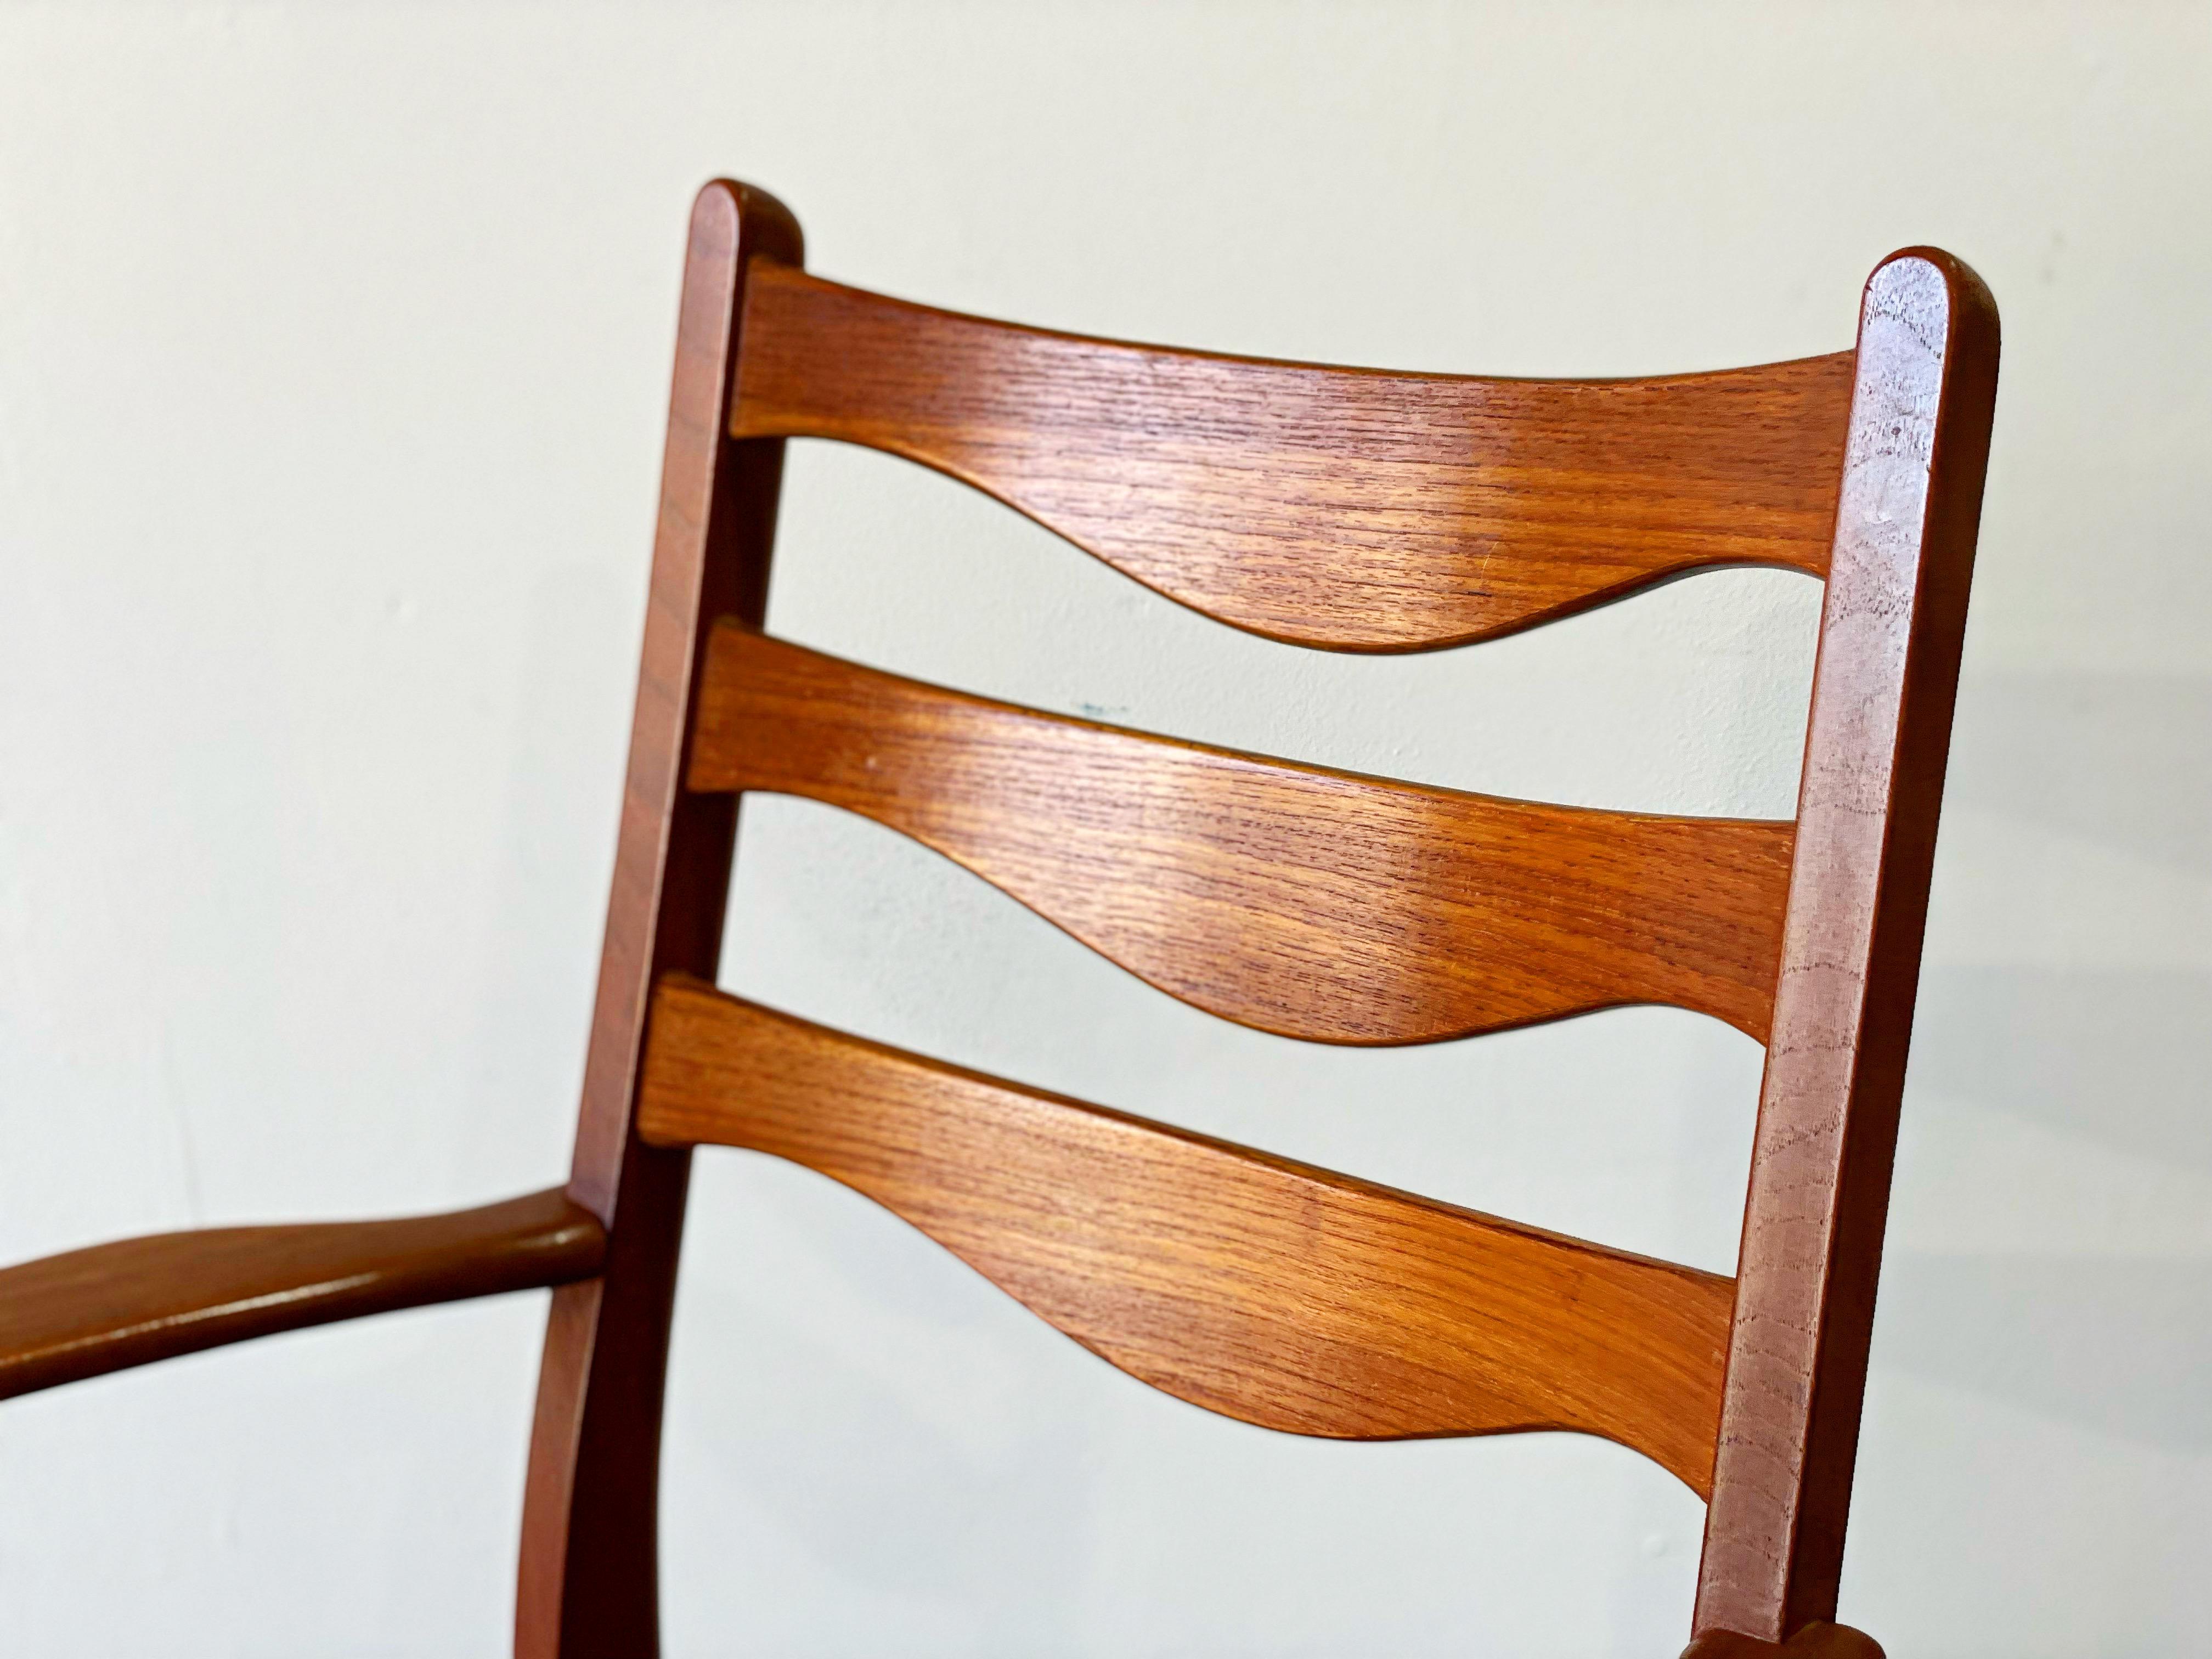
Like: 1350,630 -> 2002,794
691,622 -> 1796,1042
0,1189 -> 602,1402
637,977 -> 1735,1493
731,262 -> 1855,651
1681,1622 -> 1885,1659
1694,251 -> 2001,1644
0,193 -> 1995,1656
516,179 -> 800,1659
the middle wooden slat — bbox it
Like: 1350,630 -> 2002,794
691,623 -> 1794,1042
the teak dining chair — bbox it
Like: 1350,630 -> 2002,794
1,181 -> 1999,1657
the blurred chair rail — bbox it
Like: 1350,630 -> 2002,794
0,180 -> 1997,1658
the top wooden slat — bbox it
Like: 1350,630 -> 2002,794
731,262 -> 1855,651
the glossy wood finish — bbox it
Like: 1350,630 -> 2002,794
0,1189 -> 602,1402
691,623 -> 1796,1042
636,977 -> 1735,1493
731,262 -> 1856,651
515,180 -> 800,1659
3,184 -> 1996,1658
1693,251 -> 2001,1645
1681,1622 -> 1885,1659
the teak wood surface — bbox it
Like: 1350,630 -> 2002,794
0,1189 -> 602,1401
690,622 -> 1796,1043
638,976 -> 1735,1494
2,179 -> 1997,1659
514,180 -> 801,1659
1680,1623 -> 1886,1659
1694,251 -> 1998,1645
733,262 -> 1858,651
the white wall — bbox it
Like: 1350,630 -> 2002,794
2,4 -> 2205,1654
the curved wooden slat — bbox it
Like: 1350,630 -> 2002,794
637,978 -> 1734,1494
691,624 -> 1795,1041
0,1188 -> 606,1401
732,262 -> 1855,651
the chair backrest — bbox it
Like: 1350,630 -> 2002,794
513,180 -> 2000,1659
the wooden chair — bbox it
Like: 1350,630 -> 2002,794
0,181 -> 1999,1657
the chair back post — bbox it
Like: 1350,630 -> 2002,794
515,178 -> 802,1659
1692,249 -> 2000,1646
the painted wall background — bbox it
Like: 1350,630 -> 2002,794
2,4 -> 2206,1655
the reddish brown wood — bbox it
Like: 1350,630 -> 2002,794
1694,251 -> 2001,1644
731,262 -> 1856,651
514,179 -> 800,1659
1681,1623 -> 1885,1659
692,623 -> 1796,1042
1,188 -> 1997,1657
0,1189 -> 602,1401
637,977 -> 1735,1494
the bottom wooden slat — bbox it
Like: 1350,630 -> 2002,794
637,975 -> 1733,1494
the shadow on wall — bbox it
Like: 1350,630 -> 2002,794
1915,963 -> 2212,1170
1945,671 -> 2211,878
1931,667 -> 2209,1165
1883,964 -> 2212,1453
1876,670 -> 2212,1454
1878,1251 -> 2212,1453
